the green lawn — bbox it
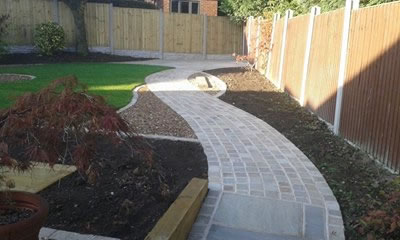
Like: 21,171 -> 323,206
0,63 -> 168,109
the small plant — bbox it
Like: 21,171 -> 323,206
358,180 -> 400,240
0,14 -> 9,56
34,22 -> 65,56
0,76 -> 150,188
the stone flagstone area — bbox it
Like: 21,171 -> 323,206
134,60 -> 345,240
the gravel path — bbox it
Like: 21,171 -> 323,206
120,85 -> 197,139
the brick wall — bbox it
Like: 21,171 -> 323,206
201,0 -> 218,16
160,0 -> 170,13
160,0 -> 218,16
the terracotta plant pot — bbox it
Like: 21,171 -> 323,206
0,191 -> 49,240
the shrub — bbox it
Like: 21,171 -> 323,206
0,76 -> 151,188
358,180 -> 400,240
0,14 -> 9,56
34,22 -> 65,56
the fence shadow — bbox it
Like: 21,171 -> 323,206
309,35 -> 400,171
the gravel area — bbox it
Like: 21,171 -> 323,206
0,74 -> 34,83
188,73 -> 220,96
120,85 -> 197,139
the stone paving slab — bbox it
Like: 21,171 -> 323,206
213,193 -> 303,236
207,225 -> 303,240
130,60 -> 345,240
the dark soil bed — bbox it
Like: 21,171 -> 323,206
207,67 -> 399,240
39,138 -> 207,240
0,52 -> 152,65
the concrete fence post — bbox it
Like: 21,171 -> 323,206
277,9 -> 293,90
255,17 -> 262,69
52,0 -> 59,24
333,0 -> 359,134
202,15 -> 208,59
247,16 -> 254,55
242,22 -> 246,55
108,3 -> 114,54
266,13 -> 280,79
299,6 -> 320,106
159,9 -> 164,59
353,0 -> 360,9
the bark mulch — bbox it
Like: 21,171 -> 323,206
206,67 -> 399,240
40,137 -> 207,240
120,85 -> 197,139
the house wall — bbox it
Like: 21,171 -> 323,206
160,0 -> 218,16
200,0 -> 218,16
161,0 -> 170,13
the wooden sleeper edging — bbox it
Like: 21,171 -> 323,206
145,178 -> 208,240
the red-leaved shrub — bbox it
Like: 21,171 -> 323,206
0,76 -> 150,185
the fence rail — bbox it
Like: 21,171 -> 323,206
249,0 -> 400,172
0,0 -> 243,58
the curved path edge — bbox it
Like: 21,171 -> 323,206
128,60 -> 344,240
117,84 -> 145,113
188,72 -> 228,98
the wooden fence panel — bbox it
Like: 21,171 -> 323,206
1,0 -> 243,55
85,3 -> 110,47
113,8 -> 159,51
340,2 -> 400,171
58,1 -> 76,47
117,8 -> 141,50
267,18 -> 284,86
163,13 -> 203,54
1,0 -> 53,45
282,14 -> 310,100
207,16 -> 243,55
304,9 -> 344,124
142,9 -> 160,51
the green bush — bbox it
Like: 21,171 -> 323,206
0,15 -> 9,56
34,22 -> 65,56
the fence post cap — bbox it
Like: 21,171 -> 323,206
311,6 -> 321,15
352,0 -> 360,9
285,9 -> 294,18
